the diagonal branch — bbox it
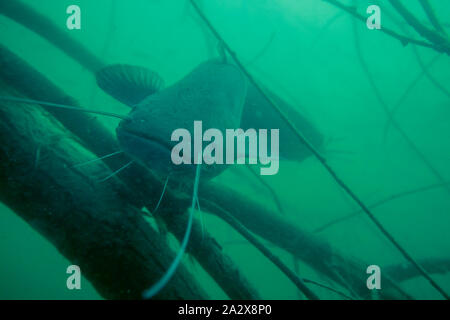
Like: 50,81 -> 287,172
315,181 -> 450,233
418,0 -> 447,35
201,199 -> 320,300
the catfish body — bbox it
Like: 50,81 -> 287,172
108,60 -> 247,179
241,83 -> 324,162
96,61 -> 324,170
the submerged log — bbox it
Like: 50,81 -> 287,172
0,83 -> 206,300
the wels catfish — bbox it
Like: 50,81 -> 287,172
97,60 -> 247,181
97,63 -> 324,164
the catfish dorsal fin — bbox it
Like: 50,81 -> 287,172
96,64 -> 165,107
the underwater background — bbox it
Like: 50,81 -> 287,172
0,0 -> 449,299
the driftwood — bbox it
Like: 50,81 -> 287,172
2,0 -> 447,299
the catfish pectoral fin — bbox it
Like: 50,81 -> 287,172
96,64 -> 165,107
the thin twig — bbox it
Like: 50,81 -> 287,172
351,17 -> 450,196
411,45 -> 450,99
382,52 -> 443,141
380,6 -> 449,140
245,164 -> 285,214
203,199 -> 320,300
246,30 -> 277,66
315,181 -> 450,233
221,238 -> 353,299
301,278 -> 353,300
381,5 -> 450,100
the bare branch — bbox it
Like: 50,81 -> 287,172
419,0 -> 447,35
322,0 -> 444,54
388,0 -> 450,54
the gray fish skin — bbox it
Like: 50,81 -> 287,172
97,61 -> 323,166
116,60 -> 247,179
241,83 -> 324,162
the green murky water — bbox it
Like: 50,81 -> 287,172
0,0 -> 449,299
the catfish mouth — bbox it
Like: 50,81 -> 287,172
118,126 -> 197,176
119,126 -> 173,152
